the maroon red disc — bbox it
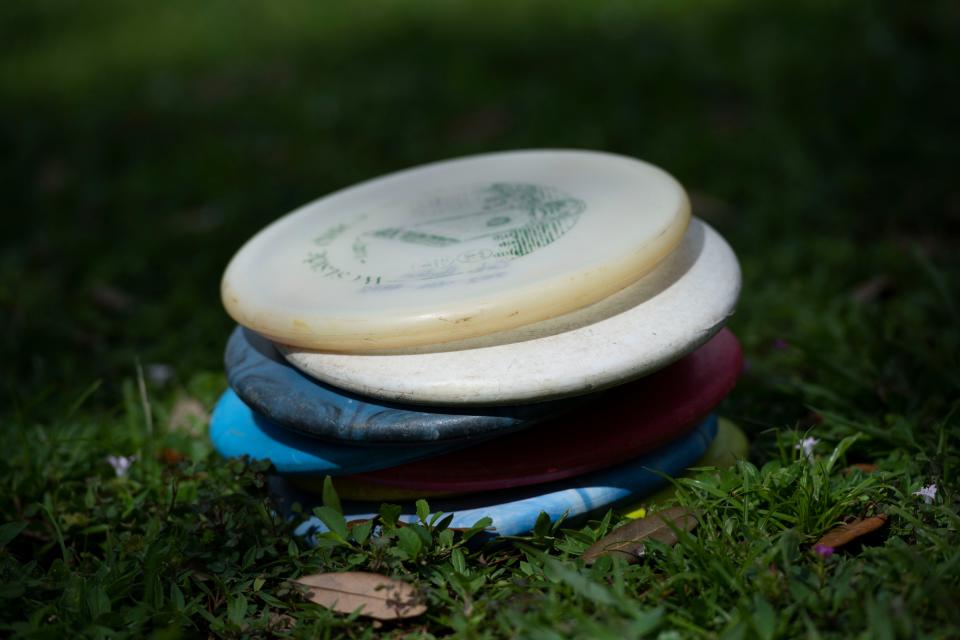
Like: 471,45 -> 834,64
343,328 -> 742,494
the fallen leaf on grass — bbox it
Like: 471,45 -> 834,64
582,507 -> 701,565
815,515 -> 888,550
841,463 -> 878,475
168,396 -> 209,434
158,448 -> 186,465
293,572 -> 426,620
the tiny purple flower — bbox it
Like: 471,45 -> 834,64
106,454 -> 136,478
813,544 -> 834,557
795,437 -> 819,463
913,484 -> 937,505
146,363 -> 175,386
772,338 -> 789,351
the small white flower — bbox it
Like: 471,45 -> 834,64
146,363 -> 175,386
795,436 -> 819,463
106,454 -> 136,478
913,483 -> 937,505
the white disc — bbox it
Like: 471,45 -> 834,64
280,218 -> 741,405
221,150 -> 690,352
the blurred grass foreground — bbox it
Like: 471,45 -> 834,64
1,0 -> 959,637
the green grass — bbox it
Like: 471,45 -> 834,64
2,0 -> 959,637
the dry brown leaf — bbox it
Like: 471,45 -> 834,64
158,448 -> 186,465
168,396 -> 209,434
841,463 -> 879,475
582,506 -> 700,565
816,514 -> 888,549
294,572 -> 426,620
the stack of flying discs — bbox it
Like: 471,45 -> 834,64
210,150 -> 745,537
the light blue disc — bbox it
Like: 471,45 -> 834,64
280,415 -> 717,539
210,389 -> 466,474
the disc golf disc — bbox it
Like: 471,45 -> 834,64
283,417 -> 717,539
208,389 -> 467,474
222,150 -> 690,352
622,417 -> 749,519
298,328 -> 741,496
282,218 -> 739,405
226,326 -> 577,443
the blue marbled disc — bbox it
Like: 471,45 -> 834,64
210,389 -> 468,474
225,326 -> 576,443
279,415 -> 717,539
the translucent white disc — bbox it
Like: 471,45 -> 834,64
280,218 -> 741,405
222,150 -> 690,352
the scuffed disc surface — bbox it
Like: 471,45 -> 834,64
282,218 -> 740,406
326,328 -> 741,495
223,150 -> 689,351
226,325 -> 578,443
277,416 -> 717,540
209,389 -> 469,474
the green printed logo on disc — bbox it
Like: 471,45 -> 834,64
305,183 -> 585,289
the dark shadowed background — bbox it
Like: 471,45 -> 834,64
2,0 -> 958,421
